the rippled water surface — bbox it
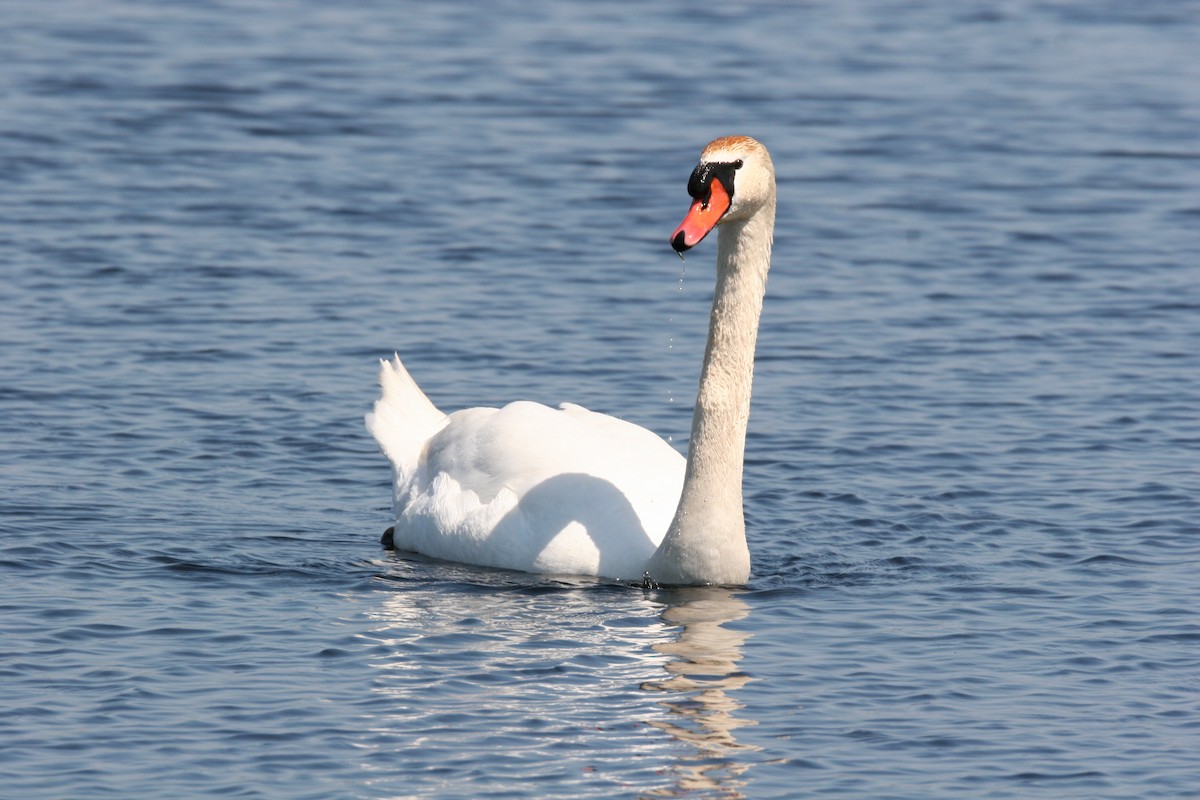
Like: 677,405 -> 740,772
3,2 -> 1199,798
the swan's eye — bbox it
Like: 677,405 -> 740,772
734,159 -> 744,169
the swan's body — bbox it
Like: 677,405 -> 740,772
368,136 -> 775,585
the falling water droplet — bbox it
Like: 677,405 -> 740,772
666,271 -> 685,426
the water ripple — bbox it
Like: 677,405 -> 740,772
2,0 -> 1199,797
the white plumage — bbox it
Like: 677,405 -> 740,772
368,135 -> 776,585
367,359 -> 685,579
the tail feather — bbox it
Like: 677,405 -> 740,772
366,354 -> 447,482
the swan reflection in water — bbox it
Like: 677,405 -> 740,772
640,586 -> 759,799
363,565 -> 757,797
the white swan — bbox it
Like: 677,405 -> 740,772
367,135 -> 775,585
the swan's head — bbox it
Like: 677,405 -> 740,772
671,135 -> 775,253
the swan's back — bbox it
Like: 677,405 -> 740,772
369,357 -> 685,579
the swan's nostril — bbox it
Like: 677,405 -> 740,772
671,231 -> 691,253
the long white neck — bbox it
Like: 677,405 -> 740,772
647,199 -> 774,585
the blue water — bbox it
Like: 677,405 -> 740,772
2,1 -> 1199,797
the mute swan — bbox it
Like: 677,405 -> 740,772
367,135 -> 775,585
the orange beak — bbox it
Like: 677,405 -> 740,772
670,177 -> 731,253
